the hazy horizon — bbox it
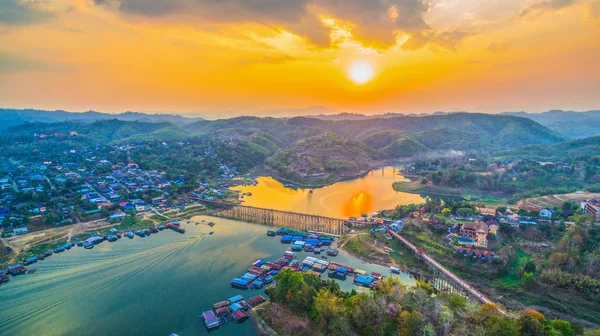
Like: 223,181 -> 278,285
2,105 -> 599,121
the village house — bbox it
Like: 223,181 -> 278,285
584,199 -> 600,222
459,221 -> 489,248
13,227 -> 28,235
477,207 -> 496,216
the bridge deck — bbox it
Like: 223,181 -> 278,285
199,200 -> 345,236
388,229 -> 507,314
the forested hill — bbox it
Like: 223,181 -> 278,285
0,108 -> 201,130
502,110 -> 600,139
0,120 -> 187,157
185,113 -> 565,155
0,113 -> 567,163
498,135 -> 600,160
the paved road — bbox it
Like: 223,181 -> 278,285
388,229 -> 507,314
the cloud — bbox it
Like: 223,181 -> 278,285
0,53 -> 54,73
487,42 -> 508,53
94,0 -> 435,49
519,0 -> 576,18
238,54 -> 298,66
587,0 -> 600,19
401,30 -> 473,52
0,0 -> 54,26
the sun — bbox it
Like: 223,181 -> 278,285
348,61 -> 374,84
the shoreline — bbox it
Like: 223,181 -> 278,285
339,233 -> 434,279
257,161 -> 404,189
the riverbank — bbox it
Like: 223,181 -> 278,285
1,205 -> 209,266
339,232 -> 434,279
260,167 -> 374,189
392,175 -> 508,205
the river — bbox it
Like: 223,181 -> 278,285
232,166 -> 424,219
0,216 -> 415,336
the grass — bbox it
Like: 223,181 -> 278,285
343,235 -> 372,258
18,239 -> 69,261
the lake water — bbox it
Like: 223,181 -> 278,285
0,216 -> 415,336
232,166 -> 424,219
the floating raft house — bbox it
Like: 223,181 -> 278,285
230,278 -> 249,289
201,310 -> 220,329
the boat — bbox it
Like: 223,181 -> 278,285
326,249 -> 338,256
200,310 -> 220,329
83,242 -> 94,249
209,231 -> 214,235
208,222 -> 215,227
0,273 -> 9,283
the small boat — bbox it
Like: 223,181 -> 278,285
208,222 -> 215,227
209,231 -> 214,235
309,189 -> 313,193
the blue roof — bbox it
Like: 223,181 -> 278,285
231,278 -> 249,286
229,295 -> 244,303
229,303 -> 243,311
7,264 -> 23,270
355,275 -> 373,285
336,267 -> 347,274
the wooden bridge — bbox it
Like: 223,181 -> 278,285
199,200 -> 345,236
388,229 -> 507,314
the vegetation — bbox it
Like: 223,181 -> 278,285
378,198 -> 600,325
265,269 -> 597,336
398,156 -> 600,203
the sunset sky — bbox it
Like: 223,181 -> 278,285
0,0 -> 599,116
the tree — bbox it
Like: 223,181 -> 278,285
523,261 -> 537,274
442,208 -> 452,217
415,278 -> 434,295
522,272 -> 535,288
313,289 -> 345,327
398,310 -> 426,336
518,309 -> 547,336
551,319 -> 573,336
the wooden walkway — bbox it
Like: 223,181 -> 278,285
388,229 -> 507,314
198,200 -> 345,236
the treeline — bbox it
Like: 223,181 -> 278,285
414,158 -> 600,203
266,269 -> 596,336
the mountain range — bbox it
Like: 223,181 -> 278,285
2,108 -> 598,138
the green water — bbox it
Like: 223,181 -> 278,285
0,217 -> 414,336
